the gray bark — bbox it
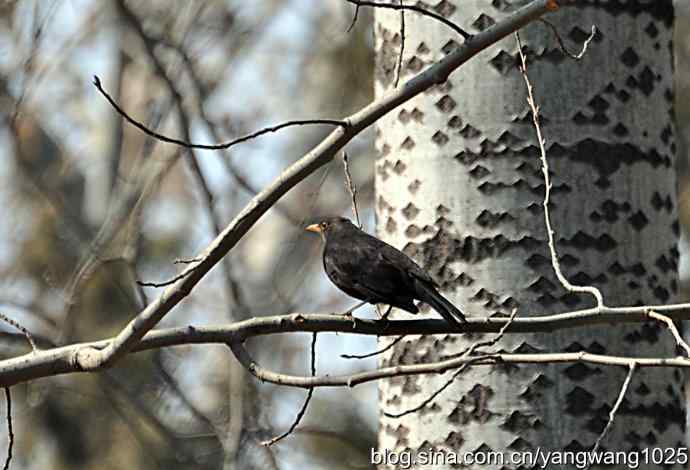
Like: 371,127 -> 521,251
375,2 -> 683,468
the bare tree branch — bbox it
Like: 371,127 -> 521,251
346,3 -> 361,32
231,340 -> 673,390
0,312 -> 37,352
540,20 -> 596,60
92,76 -> 347,152
69,0 -> 557,373
384,309 -> 519,418
647,310 -> 690,357
341,335 -> 405,359
341,152 -> 362,228
516,31 -> 604,308
586,363 -> 636,469
137,268 -> 196,288
0,299 -> 689,387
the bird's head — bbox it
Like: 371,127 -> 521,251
305,216 -> 353,240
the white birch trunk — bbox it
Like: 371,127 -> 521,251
375,2 -> 683,468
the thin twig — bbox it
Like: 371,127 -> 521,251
2,388 -> 12,470
647,310 -> 690,357
344,0 -> 470,39
341,152 -> 362,228
93,76 -> 346,151
262,333 -> 318,445
394,0 -> 405,88
516,32 -> 604,308
540,20 -> 596,60
461,308 -> 520,354
346,3 -> 360,32
0,312 -> 37,352
173,257 -> 202,265
384,357 -> 487,418
586,363 -> 636,468
136,267 -> 196,288
385,309 -> 519,418
342,335 -> 405,359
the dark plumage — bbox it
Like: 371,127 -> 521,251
306,216 -> 466,328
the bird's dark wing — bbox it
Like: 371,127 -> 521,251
344,229 -> 436,288
370,235 -> 466,326
325,243 -> 401,299
378,242 -> 436,286
323,240 -> 418,312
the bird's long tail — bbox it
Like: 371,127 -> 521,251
414,280 -> 467,329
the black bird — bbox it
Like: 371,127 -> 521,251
306,216 -> 466,328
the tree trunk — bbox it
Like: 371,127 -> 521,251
375,2 -> 683,468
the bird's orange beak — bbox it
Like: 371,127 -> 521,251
305,223 -> 322,234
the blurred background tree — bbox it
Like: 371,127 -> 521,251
0,1 -> 376,469
0,1 -> 687,469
